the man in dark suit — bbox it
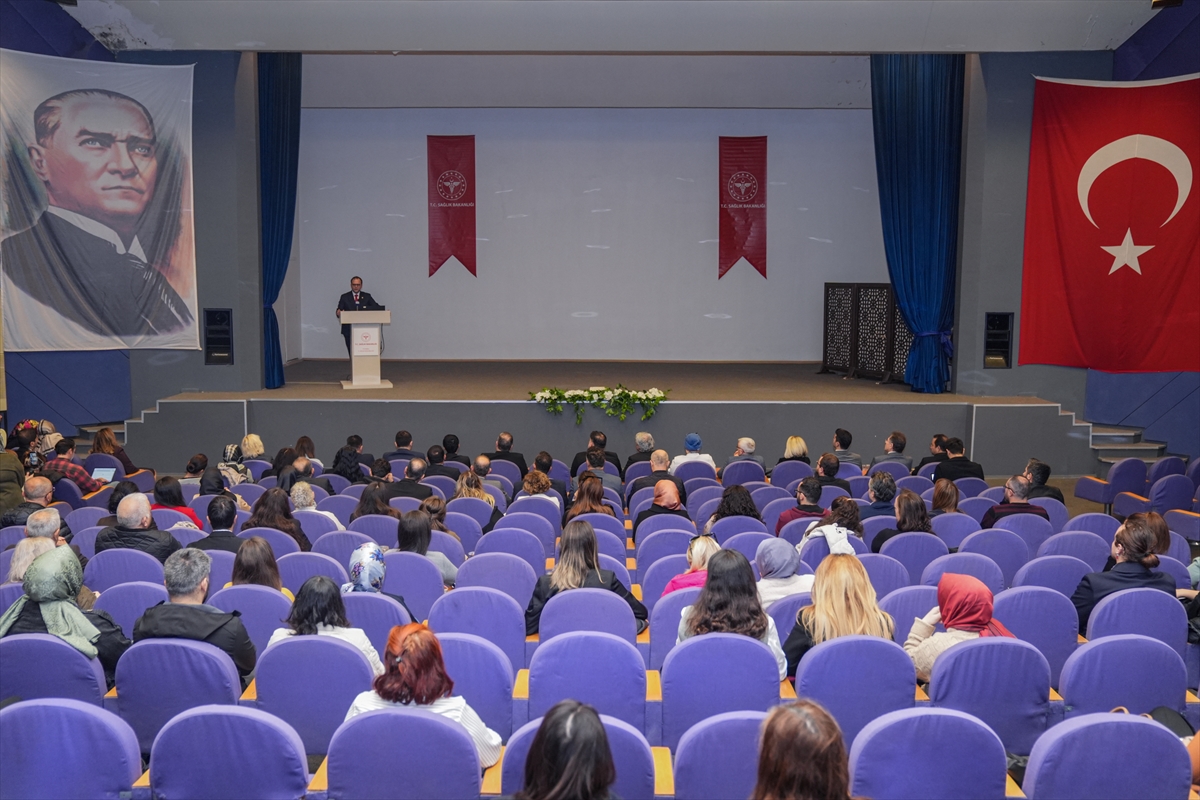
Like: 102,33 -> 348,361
933,438 -> 985,482
815,453 -> 853,495
335,276 -> 382,355
486,432 -> 528,479
382,431 -> 419,462
383,458 -> 433,502
443,434 -> 471,467
628,450 -> 686,504
912,434 -> 950,475
191,496 -> 243,553
534,450 -> 570,508
346,434 -> 375,467
1024,458 -> 1066,504
1070,515 -> 1175,633
424,445 -> 461,480
570,431 -> 623,480
293,457 -> 334,495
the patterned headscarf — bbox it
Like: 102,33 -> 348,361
222,444 -> 244,465
342,543 -> 386,593
0,545 -> 100,657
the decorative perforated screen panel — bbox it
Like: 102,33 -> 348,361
892,305 -> 914,380
855,286 -> 891,375
823,285 -> 854,371
820,283 -> 916,385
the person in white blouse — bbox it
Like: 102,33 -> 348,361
345,623 -> 502,769
267,575 -> 384,676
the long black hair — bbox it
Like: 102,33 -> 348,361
711,485 -> 762,522
330,445 -> 365,483
685,549 -> 768,639
515,700 -> 616,800
397,510 -> 432,556
153,475 -> 186,507
284,575 -> 349,635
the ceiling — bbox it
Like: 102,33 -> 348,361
64,0 -> 1160,54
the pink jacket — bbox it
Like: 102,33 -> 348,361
661,569 -> 708,597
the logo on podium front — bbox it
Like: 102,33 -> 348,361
352,327 -> 379,357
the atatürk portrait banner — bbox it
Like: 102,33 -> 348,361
0,49 -> 198,351
427,134 -> 476,276
719,135 -> 767,279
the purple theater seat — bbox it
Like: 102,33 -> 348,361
672,711 -> 767,800
474,528 -> 545,577
429,530 -> 466,567
861,516 -> 898,549
312,530 -> 376,567
723,460 -> 766,486
232,483 -> 267,506
237,527 -> 302,558
639,554 -> 690,615
928,637 -> 1050,755
0,698 -> 141,798
0,525 -> 26,553
957,496 -> 998,525
995,514 -> 1055,559
539,587 -> 638,645
342,592 -> 412,656
849,707 -> 1007,800
206,550 -> 236,592
244,460 -> 271,481
684,477 -> 719,496
493,511 -> 557,557
317,494 -> 358,526
796,635 -> 916,744
980,486 -> 1007,503
0,583 -> 23,615
151,705 -> 309,800
847,475 -> 870,499
770,460 -> 813,488
1060,634 -> 1186,717
65,506 -> 107,532
256,635 -> 375,754
599,554 -> 632,590
880,532 -> 950,585
1086,586 -> 1187,660
917,462 -> 939,480
767,592 -> 812,650
455,552 -> 538,608
953,477 -> 989,498
959,529 -> 1029,587
675,461 -> 718,483
760,497 -> 796,536
189,494 -> 217,527
71,526 -> 103,559
92,581 -> 169,638
837,462 -> 863,481
723,531 -> 773,566
276,552 -> 349,595
52,478 -> 87,510
326,707 -> 481,799
437,632 -> 514,739
637,513 -> 697,542
151,508 -> 191,531
1028,497 -> 1068,534
85,484 -> 116,509
388,496 -> 424,515
508,497 -> 561,536
381,551 -> 445,621
921,552 -> 1005,595
116,639 -> 240,752
325,474 -> 351,494
429,587 -> 526,677
1075,458 -> 1146,511
816,485 -> 849,509
1037,531 -> 1110,572
711,516 -> 769,544
209,585 -> 295,656
83,548 -> 165,593
1062,511 -> 1121,542
634,529 -> 692,572
897,475 -> 934,495
1147,456 -> 1187,490
931,512 -> 982,550
1156,555 -> 1192,591
0,633 -> 107,706
648,586 -> 701,671
1023,712 -> 1191,800
625,461 -> 653,486
878,585 -> 939,645
685,485 -> 722,519
627,487 -> 655,515
661,632 -> 779,749
695,498 -> 720,528
859,553 -> 911,598
1168,531 -> 1191,563
528,631 -> 646,731
292,509 -> 341,541
423,475 -> 457,500
868,461 -> 910,481
993,586 -> 1078,689
483,484 -> 508,513
172,527 -> 208,548
502,713 -> 656,800
1012,555 -> 1092,598
388,459 -> 411,478
778,518 -> 816,547
752,485 -> 791,513
443,512 -> 484,554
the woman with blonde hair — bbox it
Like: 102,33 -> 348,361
451,471 -> 504,531
775,436 -> 811,467
930,478 -> 959,517
783,553 -> 895,678
661,534 -> 721,597
240,433 -> 265,461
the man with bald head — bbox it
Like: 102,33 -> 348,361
2,88 -> 192,340
627,449 -> 686,504
95,492 -> 181,564
0,476 -> 74,541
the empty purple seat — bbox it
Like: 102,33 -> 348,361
931,512 -> 982,550
637,513 -> 697,541
572,513 -> 625,543
342,592 -> 412,656
1115,473 -> 1196,517
868,461 -> 910,480
1060,634 -> 1186,717
723,531 -> 773,566
493,511 -> 556,557
382,551 -> 445,621
837,462 -> 863,481
722,460 -> 766,486
849,707 -> 1007,800
237,526 -> 301,557
819,485 -> 850,509
1013,555 -> 1093,598
695,498 -> 720,527
1168,531 -> 1191,564
1037,531 -> 1109,572
244,460 -> 271,481
796,635 -> 915,743
1087,586 -> 1186,660
209,584 -> 293,657
897,475 -> 934,495
639,554 -> 689,615
312,530 -> 376,567
778,518 -> 816,547
711,516 -> 769,544
634,529 -> 692,572
859,553 -> 912,597
957,497 -> 998,525
116,639 -> 240,751
661,633 -> 779,749
508,497 -> 561,536
429,587 -> 525,676
92,581 -> 169,638
1062,512 -> 1121,543
760,497 -> 796,537
980,486 -> 1007,503
0,633 -> 107,706
878,585 -> 939,645
767,592 -> 812,651
447,497 -> 496,532
474,528 -> 545,577
65,506 -> 107,532
389,496 -> 424,515
686,485 -> 724,519
292,509 -> 341,540
0,525 -> 25,553
52,478 -> 87,510
1156,555 -> 1192,590
150,705 -> 309,799
0,698 -> 141,798
83,548 -> 165,593
528,631 -> 646,730
672,710 -> 766,800
317,494 -> 358,526
558,527 -> 627,566
437,632 -> 514,739
995,513 -> 1055,559
455,552 -> 538,608
1028,497 -> 1068,534
540,587 -> 638,644
599,554 -> 632,590
346,514 -> 399,548
993,586 -> 1078,689
752,485 -> 791,513
1023,712 -> 1191,800
953,477 -> 989,498
625,461 -> 654,485
325,474 -> 351,494
423,475 -> 458,500
443,512 -> 484,553
1075,458 -> 1146,511
959,529 -> 1028,587
233,483 -> 267,505
675,461 -> 718,483
648,586 -> 701,671
921,552 -> 1005,595
276,552 -> 349,595
880,532 -> 950,585
207,550 -> 236,591
770,461 -> 813,488
429,530 -> 466,567
1166,508 -> 1200,544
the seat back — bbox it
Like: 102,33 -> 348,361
347,513 -> 400,548
1151,474 -> 1197,514
598,554 -> 632,590
959,529 -> 1030,587
492,511 -> 556,557
342,591 -> 413,655
429,587 -> 526,677
442,512 -> 484,553
237,526 -> 301,557
661,633 -> 779,749
1167,531 -> 1190,564
437,632 -> 514,739
920,552 -> 1005,595
760,497 -> 796,537
1028,497 -> 1068,533
993,586 -> 1078,689
276,551 -> 349,594
208,584 -> 295,656
819,485 -> 849,508
675,461 -> 717,483
381,551 -> 445,621
929,637 -> 1050,755
1036,531 -> 1109,572
860,516 -> 898,549
648,586 -> 702,670
429,530 -> 466,567
686,485 -> 724,518
116,639 -> 240,751
849,707 -> 1007,800
796,635 -> 916,743
1060,634 -> 1186,717
625,461 -> 653,485
672,710 -> 767,800
151,704 -> 309,800
92,581 -> 169,637
634,529 -> 692,571
639,554 -> 690,615
878,585 -> 939,645
0,525 -> 26,554
868,461 -> 910,480
723,531 -> 773,566
1062,511 -> 1122,542
0,698 -> 141,798
0,633 -> 107,705
292,509 -> 341,540
446,496 -> 495,532
957,497 -> 998,525
316,494 -> 358,526
540,587 -> 637,644
858,553 -> 911,598
982,487 -> 1007,504
559,527 -> 626,565
1155,555 -> 1192,590
83,548 -> 165,592
1012,555 -> 1092,597
455,552 -> 538,608
880,532 -> 950,585
723,460 -> 766,486
474,528 -> 545,577
930,512 -> 981,550
995,513 -> 1055,557
574,512 -> 627,542
751,484 -> 791,513
770,461 -> 813,488
528,631 -> 646,730
710,516 -> 768,544
778,517 -> 816,547
637,513 -> 696,540
1087,586 -> 1187,659
52,478 -> 86,509
311,530 -> 376,567
766,592 -> 811,649
206,550 -> 236,591
65,506 -> 108,532
508,497 -> 561,535
423,475 -> 458,500
953,477 -> 989,498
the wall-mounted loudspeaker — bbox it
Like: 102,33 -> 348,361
204,308 -> 233,365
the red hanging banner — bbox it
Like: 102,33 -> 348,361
428,135 -> 476,276
719,136 -> 767,279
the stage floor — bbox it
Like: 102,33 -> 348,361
169,360 -> 1055,404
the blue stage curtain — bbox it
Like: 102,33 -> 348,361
258,53 -> 302,389
870,54 -> 964,394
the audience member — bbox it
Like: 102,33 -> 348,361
95,480 -> 143,528
179,453 -> 208,485
904,572 -> 1014,682
871,489 -> 934,553
1101,510 -> 1170,573
227,536 -> 294,600
369,459 -> 394,483
6,536 -> 55,583
719,437 -> 766,477
486,431 -> 529,478
240,433 -> 266,461
268,574 -> 383,676
341,543 -> 418,618
625,432 -> 655,472
632,480 -> 692,540
10,427 -> 41,473
661,534 -> 721,597
150,475 -> 204,528
752,700 -> 853,800
23,506 -> 89,580
815,453 -> 852,495
702,484 -> 762,535
199,466 -> 250,511
979,475 -> 1049,529
398,510 -> 457,587
329,445 -> 371,486
932,438 -> 984,482
291,481 -> 343,529
345,434 -> 375,467
453,471 -> 504,531
345,623 -> 502,768
522,470 -> 562,512
514,700 -> 616,800
384,458 -> 434,502
96,493 -> 182,563
571,430 -> 623,480
860,472 -> 898,520
382,430 -> 419,462
473,456 -> 510,502
294,435 -> 322,467
798,496 -> 863,557
191,495 -> 243,553
292,456 -> 334,495
783,554 -> 895,677
534,450 -> 570,508
930,478 -> 959,517
773,435 -> 811,468
245,487 -> 311,551
912,433 -> 950,475
443,434 -> 470,467
41,437 -> 107,493
628,449 -> 686,503
90,426 -> 140,475
868,430 -> 912,472
262,447 -> 298,480
0,544 -> 130,687
678,549 -> 787,680
1,476 -> 74,541
1071,513 -> 1176,633
525,520 -> 647,635
424,445 -> 460,479
775,477 -> 826,535
755,538 -> 814,610
668,433 -> 717,476
565,474 -> 614,522
581,447 -> 622,494
420,496 -> 458,540
134,548 -> 257,686
1024,458 -> 1065,504
0,433 -> 24,517
831,428 -> 861,469
350,483 -> 401,523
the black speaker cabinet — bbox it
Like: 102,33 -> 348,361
984,312 -> 1013,369
204,308 -> 233,365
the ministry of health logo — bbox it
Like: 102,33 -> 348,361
437,171 -> 468,201
727,171 -> 758,203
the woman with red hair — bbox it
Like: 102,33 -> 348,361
344,623 -> 501,768
903,572 -> 1014,682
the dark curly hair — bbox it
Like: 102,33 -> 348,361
685,549 -> 768,640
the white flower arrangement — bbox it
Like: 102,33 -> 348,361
529,385 -> 670,424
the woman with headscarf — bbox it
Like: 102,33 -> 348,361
632,480 -> 692,540
904,572 -> 1015,682
755,538 -> 814,610
0,546 -> 131,687
341,542 -> 418,621
199,467 -> 251,512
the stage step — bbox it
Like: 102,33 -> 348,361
74,421 -> 128,456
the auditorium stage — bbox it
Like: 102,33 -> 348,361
126,360 -> 1095,480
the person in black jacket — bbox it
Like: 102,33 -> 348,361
133,548 -> 257,686
0,476 -> 73,542
814,453 -> 852,495
486,432 -> 529,479
95,492 -> 181,564
336,276 -> 382,354
932,438 -> 985,482
525,520 -> 647,635
570,431 -> 623,481
1071,513 -> 1177,634
1024,458 -> 1066,504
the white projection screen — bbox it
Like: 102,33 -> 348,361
296,107 -> 888,361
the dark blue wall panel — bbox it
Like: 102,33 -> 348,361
1086,371 -> 1200,460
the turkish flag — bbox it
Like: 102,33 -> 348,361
719,136 -> 767,278
1019,75 -> 1199,372
428,135 -> 476,276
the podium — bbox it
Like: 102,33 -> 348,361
340,310 -> 392,389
